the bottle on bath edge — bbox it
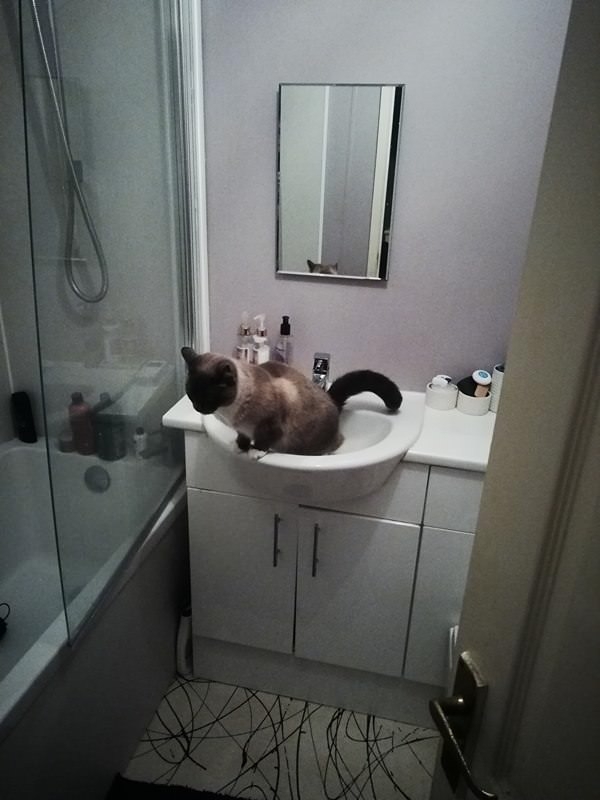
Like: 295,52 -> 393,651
234,311 -> 252,362
273,315 -> 292,364
252,314 -> 270,364
133,426 -> 148,459
68,392 -> 95,455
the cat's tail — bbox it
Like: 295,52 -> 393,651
327,370 -> 402,412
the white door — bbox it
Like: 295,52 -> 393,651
429,2 -> 600,798
187,489 -> 297,653
295,508 -> 419,677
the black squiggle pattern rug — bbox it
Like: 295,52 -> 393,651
122,678 -> 438,800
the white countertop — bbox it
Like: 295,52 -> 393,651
163,393 -> 496,472
405,405 -> 496,472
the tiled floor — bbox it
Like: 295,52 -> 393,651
124,677 -> 439,799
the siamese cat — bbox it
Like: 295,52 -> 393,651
307,259 -> 338,275
181,348 -> 402,456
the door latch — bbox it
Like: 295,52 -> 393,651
429,651 -> 498,799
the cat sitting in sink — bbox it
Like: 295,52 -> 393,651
181,348 -> 402,456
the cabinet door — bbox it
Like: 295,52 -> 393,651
403,526 -> 474,687
423,466 -> 484,533
295,509 -> 420,677
187,489 -> 297,653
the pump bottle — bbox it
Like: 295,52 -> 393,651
235,311 -> 252,362
252,314 -> 270,364
274,315 -> 292,364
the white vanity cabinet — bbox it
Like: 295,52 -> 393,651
183,428 -> 486,692
163,395 -> 494,723
187,487 -> 420,678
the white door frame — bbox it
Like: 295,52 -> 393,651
175,0 -> 211,353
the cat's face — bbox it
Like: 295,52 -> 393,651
181,348 -> 237,414
307,259 -> 338,275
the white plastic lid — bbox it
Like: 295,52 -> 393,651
472,369 -> 492,385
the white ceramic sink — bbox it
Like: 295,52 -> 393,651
201,391 -> 425,503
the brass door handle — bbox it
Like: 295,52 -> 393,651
429,696 -> 497,799
429,652 -> 497,800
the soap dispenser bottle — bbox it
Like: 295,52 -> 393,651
273,315 -> 292,364
235,311 -> 252,362
252,314 -> 270,364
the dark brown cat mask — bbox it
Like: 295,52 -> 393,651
181,348 -> 237,415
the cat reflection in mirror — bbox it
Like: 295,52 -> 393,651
181,348 -> 402,456
307,259 -> 338,275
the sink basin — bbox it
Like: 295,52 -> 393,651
201,391 -> 425,503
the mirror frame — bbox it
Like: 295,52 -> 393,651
276,83 -> 404,282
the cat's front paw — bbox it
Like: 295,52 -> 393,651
235,432 -> 252,452
248,447 -> 269,461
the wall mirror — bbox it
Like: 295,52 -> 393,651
277,83 -> 404,281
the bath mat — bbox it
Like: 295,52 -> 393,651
107,775 -> 238,799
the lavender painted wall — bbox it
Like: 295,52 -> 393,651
201,0 -> 571,389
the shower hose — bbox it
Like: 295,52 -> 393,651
30,0 -> 109,303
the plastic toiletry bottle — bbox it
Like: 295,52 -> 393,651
10,391 -> 37,443
235,311 -> 252,362
133,426 -> 148,459
252,314 -> 270,364
68,392 -> 95,455
274,315 -> 292,364
94,393 -> 127,461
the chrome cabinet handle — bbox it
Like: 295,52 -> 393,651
311,523 -> 320,577
272,513 -> 281,567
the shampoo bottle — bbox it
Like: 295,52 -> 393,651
133,426 -> 148,458
94,394 -> 127,462
274,315 -> 292,364
235,311 -> 252,362
252,314 -> 270,364
68,392 -> 95,455
10,391 -> 37,443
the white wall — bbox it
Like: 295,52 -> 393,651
279,85 -> 327,271
201,0 -> 571,388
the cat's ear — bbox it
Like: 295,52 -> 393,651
181,346 -> 197,365
218,362 -> 236,387
307,259 -> 316,273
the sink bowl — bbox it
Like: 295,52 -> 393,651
201,391 -> 425,503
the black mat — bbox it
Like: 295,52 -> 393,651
106,775 -> 239,799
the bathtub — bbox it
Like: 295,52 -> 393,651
0,438 -> 185,738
